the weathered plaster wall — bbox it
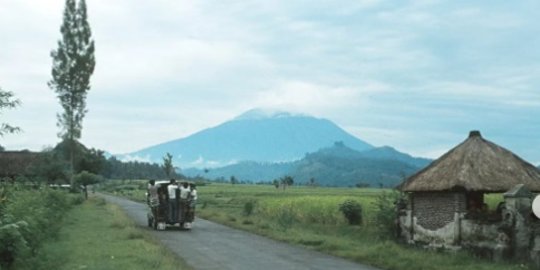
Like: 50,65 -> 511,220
399,187 -> 540,265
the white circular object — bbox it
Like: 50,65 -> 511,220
532,195 -> 540,219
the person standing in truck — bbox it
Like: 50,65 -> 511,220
179,182 -> 191,222
167,179 -> 179,224
187,183 -> 198,222
147,179 -> 159,207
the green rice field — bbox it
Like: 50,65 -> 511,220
100,180 -> 527,270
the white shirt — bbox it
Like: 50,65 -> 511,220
167,184 -> 178,199
190,189 -> 198,201
179,186 -> 191,199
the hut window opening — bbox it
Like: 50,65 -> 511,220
466,192 -> 505,221
466,192 -> 485,212
465,192 -> 488,219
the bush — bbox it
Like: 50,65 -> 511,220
243,200 -> 256,216
0,218 -> 30,268
70,195 -> 85,205
339,199 -> 363,225
0,184 -> 77,268
276,205 -> 296,230
373,190 -> 402,238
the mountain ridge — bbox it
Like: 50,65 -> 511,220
184,142 -> 432,187
122,109 -> 373,168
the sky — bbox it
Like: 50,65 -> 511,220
0,0 -> 539,164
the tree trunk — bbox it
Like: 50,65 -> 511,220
70,137 -> 74,189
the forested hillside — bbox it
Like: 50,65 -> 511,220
185,142 -> 431,187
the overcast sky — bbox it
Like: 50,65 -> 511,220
1,0 -> 539,164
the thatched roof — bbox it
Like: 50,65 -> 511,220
399,131 -> 540,192
0,151 -> 39,178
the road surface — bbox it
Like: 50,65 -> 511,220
99,194 -> 381,270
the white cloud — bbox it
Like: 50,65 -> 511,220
120,154 -> 153,163
252,80 -> 389,116
1,0 -> 539,164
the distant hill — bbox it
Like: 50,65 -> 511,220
183,161 -> 293,183
184,142 -> 432,187
122,109 -> 373,168
289,142 -> 430,187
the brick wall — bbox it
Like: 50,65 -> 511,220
413,192 -> 465,230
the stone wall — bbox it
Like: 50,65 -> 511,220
398,185 -> 540,266
413,192 -> 465,230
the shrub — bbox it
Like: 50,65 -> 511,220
373,190 -> 402,238
0,184 -> 76,268
0,218 -> 30,268
276,205 -> 296,230
339,199 -> 363,225
70,195 -> 85,205
243,200 -> 256,216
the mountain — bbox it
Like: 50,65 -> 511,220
123,109 -> 373,168
289,142 -> 430,187
183,161 -> 293,183
354,145 -> 432,168
184,142 -> 432,187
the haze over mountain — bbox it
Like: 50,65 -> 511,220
184,142 -> 432,187
122,109 -> 373,168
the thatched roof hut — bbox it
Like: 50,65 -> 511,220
0,151 -> 39,178
400,131 -> 540,192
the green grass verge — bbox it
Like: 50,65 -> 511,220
22,196 -> 191,270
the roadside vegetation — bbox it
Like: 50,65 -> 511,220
29,196 -> 190,270
101,180 -> 526,270
0,184 -> 189,270
0,184 -> 83,269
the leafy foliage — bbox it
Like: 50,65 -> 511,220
0,184 -> 77,268
279,175 -> 294,190
102,157 -> 169,180
27,151 -> 68,184
49,0 -> 96,187
75,171 -> 103,199
243,200 -> 256,216
162,152 -> 175,179
339,199 -> 363,225
0,87 -> 21,137
49,0 -> 95,141
74,171 -> 103,187
22,142 -> 105,185
372,190 -> 402,238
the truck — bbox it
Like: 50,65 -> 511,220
146,180 -> 195,230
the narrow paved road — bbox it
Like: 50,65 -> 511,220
99,194 -> 381,270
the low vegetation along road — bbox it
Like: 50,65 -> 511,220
100,194 -> 380,270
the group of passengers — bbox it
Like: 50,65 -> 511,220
147,179 -> 198,225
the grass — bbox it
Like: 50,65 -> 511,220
21,196 -> 191,270
99,180 -> 527,270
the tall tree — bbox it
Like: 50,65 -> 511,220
0,88 -> 21,137
74,170 -> 103,199
163,152 -> 175,179
48,0 -> 96,187
280,175 -> 294,190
